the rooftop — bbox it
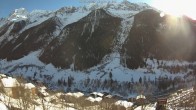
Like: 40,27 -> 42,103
1,77 -> 19,88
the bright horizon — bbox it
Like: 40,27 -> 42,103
152,0 -> 196,20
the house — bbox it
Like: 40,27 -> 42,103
0,77 -> 20,98
136,94 -> 146,101
24,83 -> 37,97
90,92 -> 104,98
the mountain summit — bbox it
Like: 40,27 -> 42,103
8,8 -> 28,21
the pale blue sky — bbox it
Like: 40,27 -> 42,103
0,0 -> 152,18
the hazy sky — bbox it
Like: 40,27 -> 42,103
0,0 -> 152,18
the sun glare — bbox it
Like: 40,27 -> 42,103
152,0 -> 196,19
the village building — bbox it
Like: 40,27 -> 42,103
0,77 -> 20,98
90,92 -> 104,98
24,83 -> 37,97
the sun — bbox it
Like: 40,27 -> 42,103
152,0 -> 196,20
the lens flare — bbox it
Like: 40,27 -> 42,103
152,0 -> 196,20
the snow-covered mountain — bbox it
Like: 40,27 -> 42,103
0,1 -> 150,64
0,1 -> 196,96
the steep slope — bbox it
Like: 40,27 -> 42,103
0,17 -> 62,60
0,20 -> 26,46
0,18 -> 7,28
123,9 -> 196,69
40,9 -> 121,70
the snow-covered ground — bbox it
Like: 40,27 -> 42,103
0,50 -> 189,83
115,100 -> 133,108
0,102 -> 8,110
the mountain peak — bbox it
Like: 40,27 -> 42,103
8,8 -> 28,22
82,1 -> 151,11
56,6 -> 77,14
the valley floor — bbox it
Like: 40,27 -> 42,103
0,73 -> 196,110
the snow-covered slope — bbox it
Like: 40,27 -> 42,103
8,8 -> 28,22
0,1 -> 195,97
0,49 -> 195,97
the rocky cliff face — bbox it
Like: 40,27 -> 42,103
0,17 -> 61,60
40,9 -> 121,70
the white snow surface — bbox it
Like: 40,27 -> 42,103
0,102 -> 8,110
1,77 -> 19,87
134,105 -> 156,110
86,96 -> 102,102
65,92 -> 84,98
24,83 -> 35,89
8,8 -> 28,21
56,8 -> 91,28
115,100 -> 133,108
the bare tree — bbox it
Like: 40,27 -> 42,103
39,94 -> 53,110
100,98 -> 117,110
16,81 -> 33,110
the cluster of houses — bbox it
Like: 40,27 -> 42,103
0,73 -> 49,99
0,73 -> 157,110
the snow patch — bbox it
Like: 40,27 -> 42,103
65,92 -> 84,98
0,102 -> 8,110
115,100 -> 133,108
86,97 -> 102,102
8,8 -> 28,22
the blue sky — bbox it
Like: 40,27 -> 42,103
0,0 -> 152,18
